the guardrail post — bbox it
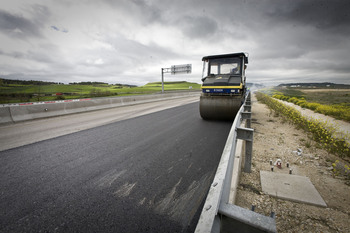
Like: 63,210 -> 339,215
241,112 -> 252,128
244,140 -> 253,173
243,105 -> 251,112
245,95 -> 251,105
247,91 -> 251,100
219,202 -> 277,233
236,127 -> 254,173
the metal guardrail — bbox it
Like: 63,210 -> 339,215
195,91 -> 277,233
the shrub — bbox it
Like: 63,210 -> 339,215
256,92 -> 350,159
332,160 -> 350,180
271,93 -> 350,122
56,95 -> 65,100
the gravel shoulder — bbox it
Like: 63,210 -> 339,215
235,93 -> 350,233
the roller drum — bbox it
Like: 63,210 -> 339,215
199,95 -> 244,121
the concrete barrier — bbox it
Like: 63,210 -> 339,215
10,103 -> 65,122
0,91 -> 200,124
0,107 -> 13,124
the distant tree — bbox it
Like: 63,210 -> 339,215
69,81 -> 108,85
1,78 -> 58,85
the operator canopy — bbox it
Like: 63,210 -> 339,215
209,58 -> 241,75
202,52 -> 248,77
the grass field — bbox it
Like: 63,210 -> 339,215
256,92 -> 350,160
0,81 -> 201,104
271,86 -> 350,105
262,87 -> 350,122
299,89 -> 350,105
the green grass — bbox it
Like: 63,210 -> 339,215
256,92 -> 350,160
261,87 -> 350,122
273,86 -> 350,105
302,90 -> 350,105
0,81 -> 201,104
273,87 -> 305,99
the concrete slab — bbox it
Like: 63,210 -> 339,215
260,171 -> 327,207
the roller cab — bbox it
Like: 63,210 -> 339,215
200,52 -> 248,120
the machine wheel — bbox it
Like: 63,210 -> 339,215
199,95 -> 244,121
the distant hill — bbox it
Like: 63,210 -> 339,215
278,82 -> 350,88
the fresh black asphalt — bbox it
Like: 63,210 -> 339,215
0,102 -> 232,232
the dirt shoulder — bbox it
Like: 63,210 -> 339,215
277,99 -> 350,142
235,93 -> 350,233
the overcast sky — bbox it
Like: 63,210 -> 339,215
0,0 -> 349,86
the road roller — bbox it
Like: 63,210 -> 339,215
199,52 -> 248,120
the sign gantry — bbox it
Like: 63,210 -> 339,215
161,64 -> 192,93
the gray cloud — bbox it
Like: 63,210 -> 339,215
0,48 -> 56,64
51,25 -> 59,31
0,49 -> 25,59
0,5 -> 50,39
267,0 -> 350,33
0,9 -> 42,38
179,16 -> 218,39
101,0 -> 163,25
50,25 -> 68,33
0,0 -> 349,86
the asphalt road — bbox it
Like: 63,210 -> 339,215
0,96 -> 200,151
0,101 -> 232,232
